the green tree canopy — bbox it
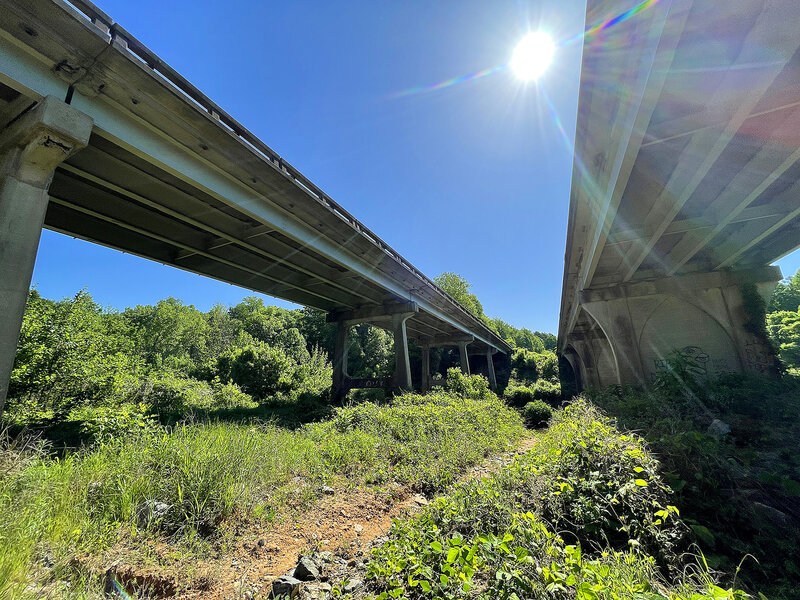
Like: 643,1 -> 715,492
433,272 -> 487,323
769,270 -> 800,313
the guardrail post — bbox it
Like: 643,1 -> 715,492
0,96 -> 92,416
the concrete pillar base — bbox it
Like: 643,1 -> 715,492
0,96 -> 92,415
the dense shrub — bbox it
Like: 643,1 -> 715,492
9,290 -> 140,418
532,378 -> 561,403
504,384 -> 535,406
443,368 -> 494,401
534,350 -> 559,382
591,373 -> 800,598
523,400 -> 551,427
510,348 -> 539,382
364,398 -> 738,600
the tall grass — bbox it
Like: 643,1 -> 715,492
0,392 -> 525,597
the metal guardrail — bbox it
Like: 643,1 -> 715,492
64,0 -> 509,350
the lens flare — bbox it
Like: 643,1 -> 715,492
511,32 -> 555,81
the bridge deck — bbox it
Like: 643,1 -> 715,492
0,0 -> 509,353
561,0 -> 800,351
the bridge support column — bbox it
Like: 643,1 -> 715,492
420,343 -> 431,392
485,349 -> 497,391
392,311 -> 415,390
327,301 -> 418,399
331,321 -> 349,402
457,341 -> 470,376
575,267 -> 781,387
0,96 -> 92,416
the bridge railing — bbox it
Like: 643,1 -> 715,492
63,0 -> 508,350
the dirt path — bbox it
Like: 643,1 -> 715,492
99,435 -> 538,599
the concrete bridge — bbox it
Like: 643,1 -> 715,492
559,0 -> 800,389
0,0 -> 509,412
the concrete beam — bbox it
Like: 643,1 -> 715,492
619,4 -> 798,282
430,333 -> 474,346
0,96 -> 92,414
327,301 -> 418,324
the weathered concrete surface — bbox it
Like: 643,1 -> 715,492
560,0 -> 800,388
571,268 -> 780,388
0,96 -> 92,412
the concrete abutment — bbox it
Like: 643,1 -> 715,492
564,267 -> 781,389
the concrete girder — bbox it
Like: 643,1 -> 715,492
0,95 -> 92,414
619,3 -> 799,283
56,157 -> 384,306
664,108 -> 800,275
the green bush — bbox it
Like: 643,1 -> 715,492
591,374 -> 800,597
365,398 -> 739,600
533,378 -> 561,403
504,384 -> 535,406
534,350 -> 560,382
523,400 -> 552,427
443,368 -> 494,400
510,348 -> 539,383
78,403 -> 158,444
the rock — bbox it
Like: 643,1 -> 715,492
412,494 -> 428,506
316,551 -> 334,563
321,486 -> 335,495
270,575 -> 302,599
343,579 -> 363,593
304,581 -> 333,599
294,556 -> 320,581
707,419 -> 731,438
354,524 -> 363,533
136,499 -> 171,528
258,538 -> 267,547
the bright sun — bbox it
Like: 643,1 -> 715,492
511,32 -> 555,81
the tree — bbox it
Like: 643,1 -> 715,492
124,298 -> 209,369
433,272 -> 487,322
767,310 -> 800,369
10,290 -> 138,416
769,270 -> 800,313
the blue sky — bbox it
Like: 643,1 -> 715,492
31,0 -> 800,333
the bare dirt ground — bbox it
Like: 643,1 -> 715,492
91,436 -> 538,599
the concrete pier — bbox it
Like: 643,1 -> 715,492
0,96 -> 92,413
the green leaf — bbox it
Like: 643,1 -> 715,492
446,548 -> 459,564
634,479 -> 648,487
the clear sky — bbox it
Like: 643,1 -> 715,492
30,0 -> 800,334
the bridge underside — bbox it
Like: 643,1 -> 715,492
560,0 -> 800,388
0,0 -> 509,411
